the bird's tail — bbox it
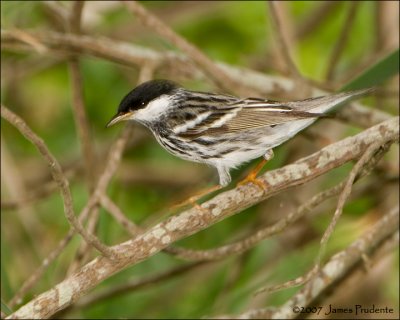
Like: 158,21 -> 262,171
272,87 -> 375,144
288,87 -> 375,114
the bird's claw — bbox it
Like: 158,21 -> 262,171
237,175 -> 268,193
237,158 -> 269,193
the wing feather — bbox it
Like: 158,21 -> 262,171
175,88 -> 372,138
176,99 -> 323,137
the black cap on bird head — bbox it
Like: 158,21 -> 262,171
107,79 -> 178,127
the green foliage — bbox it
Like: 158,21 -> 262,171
342,48 -> 400,90
177,1 -> 267,64
1,2 -> 44,29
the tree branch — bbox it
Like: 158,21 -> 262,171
213,206 -> 399,319
7,116 -> 398,319
325,2 -> 359,81
267,2 -> 302,80
123,1 -> 258,96
0,105 -> 114,258
7,125 -> 133,308
1,29 -> 392,128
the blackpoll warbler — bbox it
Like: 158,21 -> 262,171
107,80 -> 372,187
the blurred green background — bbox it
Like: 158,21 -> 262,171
1,1 -> 398,319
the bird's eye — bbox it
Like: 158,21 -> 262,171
141,101 -> 145,106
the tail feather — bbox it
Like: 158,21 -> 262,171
288,87 -> 375,114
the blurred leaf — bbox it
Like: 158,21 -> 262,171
0,1 -> 43,29
177,1 -> 267,64
341,48 -> 400,90
1,299 -> 12,315
0,245 -> 13,305
343,197 -> 375,217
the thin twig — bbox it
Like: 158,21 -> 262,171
67,1 -> 95,187
271,206 -> 399,320
100,195 -> 142,235
123,1 -> 258,96
375,1 -> 400,53
165,183 -> 344,261
66,0 -> 103,274
70,261 -> 207,310
41,0 -> 69,30
68,1 -> 84,33
7,125 -> 133,306
137,61 -> 157,84
214,207 -> 399,319
0,105 -> 114,258
254,265 -> 319,297
325,2 -> 359,81
295,2 -> 341,40
317,141 -> 384,265
267,2 -> 302,80
8,230 -> 75,308
1,181 -> 59,210
1,137 -> 43,237
252,139 -> 392,296
68,61 -> 96,185
66,205 -> 101,275
95,125 -> 133,194
6,28 -> 48,53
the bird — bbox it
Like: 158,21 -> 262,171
107,79 -> 372,188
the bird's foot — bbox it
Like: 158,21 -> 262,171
237,174 -> 268,192
171,184 -> 223,213
237,158 -> 268,193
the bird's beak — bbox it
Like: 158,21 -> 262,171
106,111 -> 134,128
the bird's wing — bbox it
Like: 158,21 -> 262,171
175,88 -> 373,137
176,98 -> 324,137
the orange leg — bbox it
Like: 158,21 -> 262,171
171,184 -> 223,212
237,158 -> 269,191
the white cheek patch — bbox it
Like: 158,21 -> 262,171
134,95 -> 171,122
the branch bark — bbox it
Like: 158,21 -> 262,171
1,29 -> 392,128
213,206 -> 399,319
7,116 -> 398,319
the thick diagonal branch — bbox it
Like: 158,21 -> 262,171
7,116 -> 398,319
